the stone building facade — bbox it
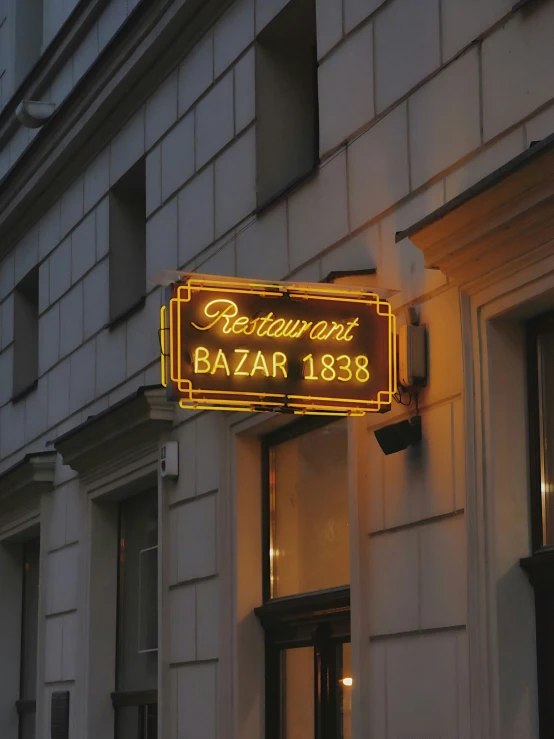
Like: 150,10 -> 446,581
0,0 -> 554,738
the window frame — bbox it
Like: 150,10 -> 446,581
256,417 -> 351,739
526,311 -> 554,553
521,310 -> 554,739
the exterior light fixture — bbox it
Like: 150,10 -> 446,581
341,677 -> 353,687
16,100 -> 57,128
374,415 -> 422,456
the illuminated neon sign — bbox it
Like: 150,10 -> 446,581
160,274 -> 397,415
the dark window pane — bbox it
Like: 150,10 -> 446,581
115,706 -> 141,739
21,538 -> 40,700
115,704 -> 157,739
116,490 -> 158,693
281,647 -> 314,739
538,331 -> 554,545
270,420 -> 349,598
145,704 -> 157,739
138,547 -> 158,653
19,712 -> 35,739
339,643 -> 352,739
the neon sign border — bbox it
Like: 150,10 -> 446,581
160,274 -> 397,415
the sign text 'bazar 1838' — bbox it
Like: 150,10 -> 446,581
160,275 -> 396,415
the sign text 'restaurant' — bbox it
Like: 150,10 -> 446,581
160,275 -> 396,415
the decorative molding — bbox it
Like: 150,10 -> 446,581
396,132 -> 554,292
0,451 -> 57,498
521,550 -> 554,589
255,587 -> 350,630
0,451 -> 57,540
461,266 -> 554,738
54,386 -> 173,496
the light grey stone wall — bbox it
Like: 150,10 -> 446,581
0,0 -> 553,736
0,0 -> 7,109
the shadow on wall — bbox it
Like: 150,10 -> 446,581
496,564 -> 538,739
237,612 -> 264,734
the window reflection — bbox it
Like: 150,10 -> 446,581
339,643 -> 352,739
270,420 -> 349,598
538,332 -> 554,546
281,647 -> 315,739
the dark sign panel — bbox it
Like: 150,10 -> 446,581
160,275 -> 396,415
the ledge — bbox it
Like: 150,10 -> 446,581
0,451 -> 57,501
521,548 -> 554,589
11,379 -> 39,405
111,690 -> 158,708
53,385 -> 173,479
15,699 -> 36,716
395,131 -> 554,292
107,295 -> 146,331
255,586 -> 350,628
254,162 -> 320,217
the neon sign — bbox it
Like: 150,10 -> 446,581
160,274 -> 397,415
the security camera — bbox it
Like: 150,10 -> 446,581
15,100 -> 57,129
374,415 -> 422,456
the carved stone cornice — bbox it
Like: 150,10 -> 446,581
396,132 -> 554,295
53,386 -> 174,494
0,451 -> 57,539
0,451 -> 57,500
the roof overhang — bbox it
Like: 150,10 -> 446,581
396,130 -> 554,293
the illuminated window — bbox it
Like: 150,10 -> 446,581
268,420 -> 349,598
521,312 -> 554,736
256,419 -> 351,739
113,489 -> 158,739
109,159 -> 146,325
255,0 -> 319,208
18,538 -> 40,739
13,266 -> 39,400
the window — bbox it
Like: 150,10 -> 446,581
112,489 -> 158,739
13,266 -> 39,399
255,0 -> 318,207
255,419 -> 351,739
13,0 -> 43,88
521,311 -> 554,738
109,159 -> 146,325
17,538 -> 40,739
